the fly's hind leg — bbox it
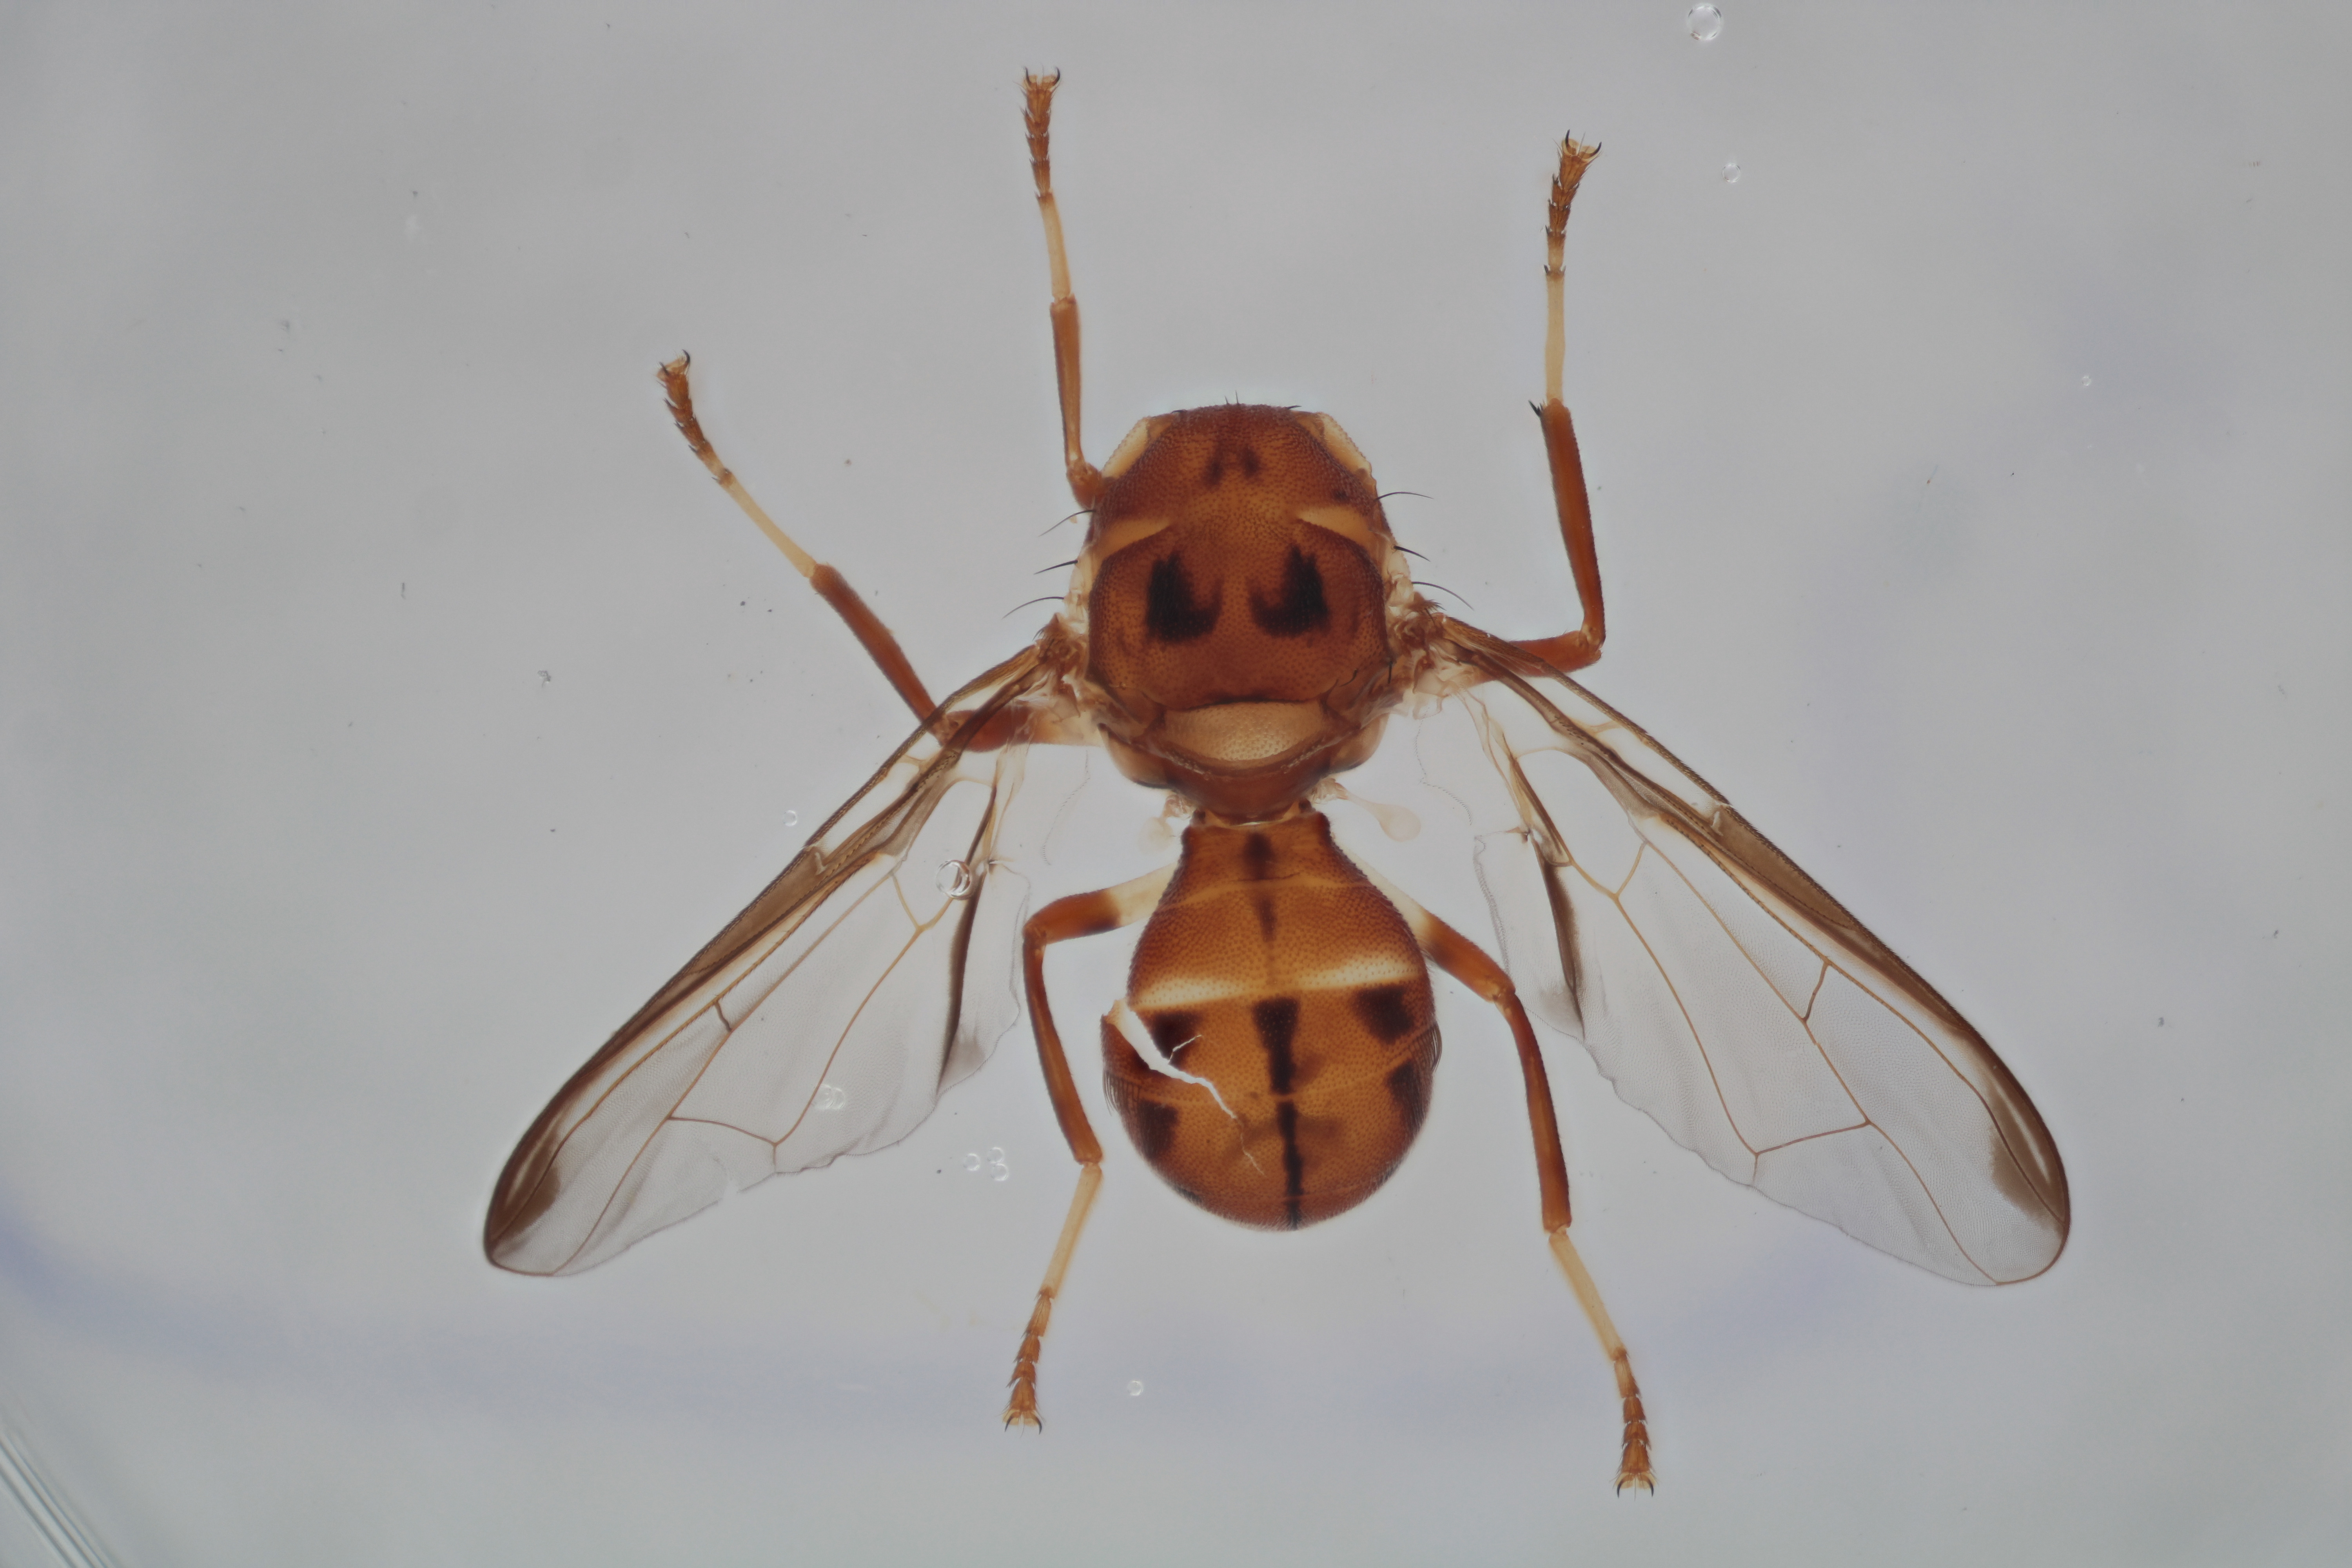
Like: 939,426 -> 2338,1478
1514,136 -> 1610,678
1359,864 -> 1654,1492
1003,861 -> 1178,1428
655,355 -> 936,722
1021,71 -> 1102,509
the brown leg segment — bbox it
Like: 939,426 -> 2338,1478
1021,71 -> 1103,510
1514,137 -> 1608,679
1360,864 -> 1654,1492
1003,863 -> 1176,1428
656,355 -> 936,722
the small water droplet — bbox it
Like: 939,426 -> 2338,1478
815,1083 -> 846,1111
988,1146 -> 1009,1182
1127,1380 -> 1145,1397
1722,161 -> 1742,184
963,1152 -> 982,1173
783,808 -> 800,828
1688,4 -> 1723,42
936,859 -> 975,897
2080,374 -> 2092,387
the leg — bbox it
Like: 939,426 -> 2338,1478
1549,1227 -> 1653,1494
1514,137 -> 1609,677
657,355 -> 936,721
1004,862 -> 1177,1428
1021,71 -> 1103,509
1361,864 -> 1655,1492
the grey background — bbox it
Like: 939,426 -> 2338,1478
3,2 -> 2346,1564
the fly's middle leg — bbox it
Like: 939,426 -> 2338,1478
1004,862 -> 1176,1428
1359,863 -> 1655,1493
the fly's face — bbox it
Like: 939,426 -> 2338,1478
1072,405 -> 1408,817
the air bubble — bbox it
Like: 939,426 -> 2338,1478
815,1083 -> 846,1111
963,1152 -> 982,1172
1688,4 -> 1723,42
936,859 -> 975,897
2080,374 -> 2093,388
1722,161 -> 1742,184
1127,1380 -> 1145,1397
784,808 -> 800,828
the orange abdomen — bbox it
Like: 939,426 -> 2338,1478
1102,811 -> 1438,1229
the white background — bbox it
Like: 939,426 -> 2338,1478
3,3 -> 2346,1564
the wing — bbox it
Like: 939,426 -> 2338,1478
1425,620 -> 2068,1284
486,646 -> 1061,1276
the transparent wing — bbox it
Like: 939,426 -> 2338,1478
486,647 -> 1059,1276
1426,620 -> 2068,1284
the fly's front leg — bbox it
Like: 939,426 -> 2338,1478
1514,136 -> 1608,677
1021,71 -> 1102,508
655,355 -> 936,721
1360,864 -> 1654,1493
1004,862 -> 1177,1428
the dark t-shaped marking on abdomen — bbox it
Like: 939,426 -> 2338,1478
1250,996 -> 1300,1093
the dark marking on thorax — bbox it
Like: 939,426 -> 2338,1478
1201,440 -> 1262,488
1248,544 -> 1330,637
1144,552 -> 1219,644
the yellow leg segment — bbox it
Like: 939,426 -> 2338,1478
1550,1225 -> 1654,1493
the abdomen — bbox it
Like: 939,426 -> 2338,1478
1102,811 -> 1439,1229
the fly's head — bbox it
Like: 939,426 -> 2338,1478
1062,405 -> 1418,819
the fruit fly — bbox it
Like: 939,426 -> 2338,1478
485,73 -> 2069,1492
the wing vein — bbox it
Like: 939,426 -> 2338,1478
485,647 -> 1062,1276
1413,617 -> 2069,1284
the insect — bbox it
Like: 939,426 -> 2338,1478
485,73 -> 2069,1492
